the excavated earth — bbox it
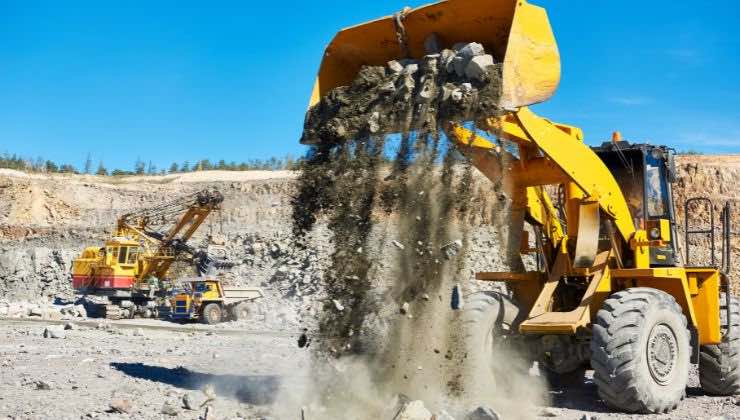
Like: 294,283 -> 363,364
0,155 -> 738,419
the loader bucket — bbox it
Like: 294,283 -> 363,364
308,0 -> 560,111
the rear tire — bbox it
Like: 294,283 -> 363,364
230,302 -> 251,321
591,288 -> 690,414
463,291 -> 528,386
699,293 -> 740,395
201,303 -> 223,325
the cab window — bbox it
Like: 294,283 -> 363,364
127,248 -> 139,264
118,247 -> 129,264
195,283 -> 208,293
645,152 -> 670,218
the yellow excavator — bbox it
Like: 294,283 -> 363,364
72,190 -> 226,319
306,0 -> 737,413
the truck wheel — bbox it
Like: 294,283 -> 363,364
591,288 -> 690,413
699,293 -> 740,395
464,291 -> 528,385
230,302 -> 251,321
201,303 -> 223,325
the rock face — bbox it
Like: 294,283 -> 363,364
0,155 -> 737,313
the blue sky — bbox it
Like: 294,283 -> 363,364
1,1 -> 738,171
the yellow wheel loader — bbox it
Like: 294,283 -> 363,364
306,0 -> 737,413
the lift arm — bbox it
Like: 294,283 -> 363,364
449,107 -> 635,245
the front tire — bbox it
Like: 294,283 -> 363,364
201,303 -> 223,325
699,293 -> 740,395
591,288 -> 690,414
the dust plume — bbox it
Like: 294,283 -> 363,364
287,43 -> 546,418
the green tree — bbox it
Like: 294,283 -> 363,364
134,158 -> 146,175
59,164 -> 77,174
181,161 -> 190,172
96,161 -> 108,176
45,160 -> 59,173
169,162 -> 179,173
84,153 -> 93,174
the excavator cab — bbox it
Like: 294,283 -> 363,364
592,140 -> 680,267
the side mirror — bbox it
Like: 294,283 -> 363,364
666,151 -> 677,183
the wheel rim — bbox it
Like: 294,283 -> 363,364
209,307 -> 220,321
647,323 -> 679,385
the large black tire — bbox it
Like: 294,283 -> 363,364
230,302 -> 251,321
201,303 -> 223,325
463,291 -> 528,384
699,293 -> 740,395
591,288 -> 690,414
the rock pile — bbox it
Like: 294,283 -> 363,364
301,42 -> 503,145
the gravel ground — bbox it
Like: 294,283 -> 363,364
1,318 -> 738,420
0,319 -> 308,420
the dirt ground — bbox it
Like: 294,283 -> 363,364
0,317 -> 738,420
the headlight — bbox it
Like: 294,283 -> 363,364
649,228 -> 661,240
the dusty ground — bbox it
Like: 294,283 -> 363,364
0,317 -> 738,420
0,318 -> 307,420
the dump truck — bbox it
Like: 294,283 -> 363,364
305,0 -> 737,413
166,278 -> 263,324
71,190 -> 225,319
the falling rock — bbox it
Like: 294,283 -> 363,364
416,80 -> 436,103
452,55 -> 467,77
465,54 -> 495,82
457,42 -> 485,59
43,326 -> 65,339
63,322 -> 75,330
379,81 -> 397,94
451,89 -> 464,102
451,284 -> 464,310
465,406 -> 500,420
392,240 -> 406,250
402,63 -> 419,75
109,398 -> 132,414
368,111 -> 381,133
400,302 -> 410,315
442,239 -> 463,259
396,400 -> 432,420
332,300 -> 345,311
388,60 -> 405,74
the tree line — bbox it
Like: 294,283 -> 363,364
0,153 -> 300,176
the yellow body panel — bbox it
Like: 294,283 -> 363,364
309,0 -> 559,110
687,269 -> 722,345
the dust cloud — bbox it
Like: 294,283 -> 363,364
287,43 -> 545,418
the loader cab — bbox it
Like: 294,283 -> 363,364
592,140 -> 679,267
